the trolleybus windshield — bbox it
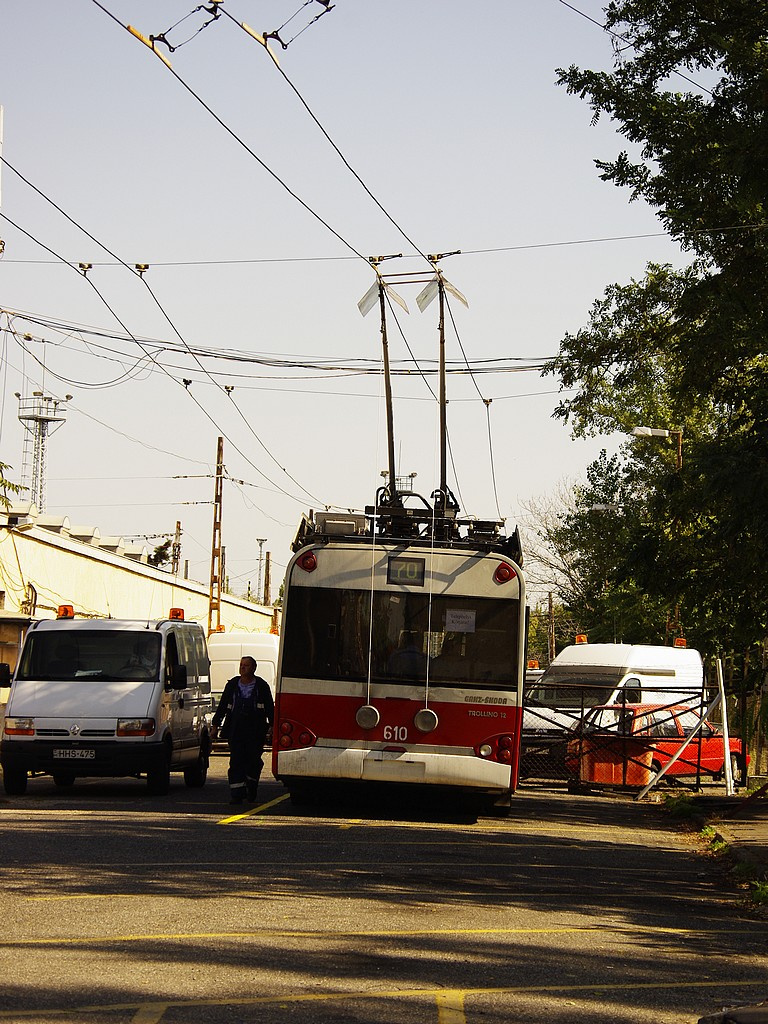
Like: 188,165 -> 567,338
281,586 -> 519,689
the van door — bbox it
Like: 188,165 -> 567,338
180,625 -> 211,741
163,632 -> 192,760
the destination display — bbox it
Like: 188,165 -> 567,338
387,556 -> 425,587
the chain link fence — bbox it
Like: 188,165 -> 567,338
520,683 -> 746,790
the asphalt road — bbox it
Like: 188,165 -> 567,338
0,755 -> 765,1024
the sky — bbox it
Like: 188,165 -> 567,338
0,1 -> 685,602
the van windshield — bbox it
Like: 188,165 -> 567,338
525,682 -> 618,708
17,631 -> 162,682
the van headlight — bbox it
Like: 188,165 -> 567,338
117,718 -> 155,737
4,717 -> 35,736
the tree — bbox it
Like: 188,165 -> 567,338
0,461 -> 24,509
521,455 -> 672,646
147,539 -> 172,568
545,1 -> 768,660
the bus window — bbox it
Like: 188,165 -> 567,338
281,586 -> 518,689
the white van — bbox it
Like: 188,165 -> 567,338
207,631 -> 279,714
1,608 -> 212,796
522,643 -> 705,772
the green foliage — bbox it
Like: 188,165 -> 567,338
663,793 -> 697,818
544,1 -> 768,656
147,539 -> 172,568
0,461 -> 24,509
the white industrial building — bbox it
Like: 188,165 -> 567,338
0,502 -> 278,671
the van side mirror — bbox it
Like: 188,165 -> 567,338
0,663 -> 10,686
165,663 -> 188,690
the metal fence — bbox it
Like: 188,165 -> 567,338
519,685 -> 744,790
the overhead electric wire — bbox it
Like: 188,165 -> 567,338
0,156 -> 326,508
3,222 -> 764,268
13,1 -> 555,529
8,323 -> 153,391
444,294 -> 502,519
4,310 -> 550,374
90,0 -> 370,266
556,0 -> 714,96
89,2 -> 489,520
217,2 -> 431,266
0,207 -> 322,509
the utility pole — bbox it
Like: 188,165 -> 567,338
256,538 -> 267,604
548,592 -> 556,662
263,551 -> 271,606
171,521 -> 182,576
208,437 -> 224,636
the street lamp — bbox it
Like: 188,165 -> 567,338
631,425 -> 683,471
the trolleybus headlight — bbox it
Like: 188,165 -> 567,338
414,708 -> 439,733
279,734 -> 293,748
4,717 -> 35,736
280,721 -> 293,735
356,704 -> 380,730
478,743 -> 493,758
498,748 -> 512,763
493,563 -> 516,585
298,731 -> 313,745
498,735 -> 513,749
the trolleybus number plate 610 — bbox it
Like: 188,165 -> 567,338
387,556 -> 425,586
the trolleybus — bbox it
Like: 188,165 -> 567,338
272,502 -> 527,810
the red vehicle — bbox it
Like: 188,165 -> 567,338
272,507 -> 527,811
567,703 -> 748,785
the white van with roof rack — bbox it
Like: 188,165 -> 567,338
521,642 -> 705,775
0,606 -> 212,796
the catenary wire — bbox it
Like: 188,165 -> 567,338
90,0 -> 370,265
3,223 -> 764,267
555,0 -> 714,96
0,157 -> 326,509
0,208 -> 323,510
217,3 -> 431,266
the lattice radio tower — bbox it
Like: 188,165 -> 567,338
16,391 -> 71,511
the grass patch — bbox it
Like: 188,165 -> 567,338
663,793 -> 698,818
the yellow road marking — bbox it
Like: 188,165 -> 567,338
1,922 -> 763,947
436,989 -> 466,1024
0,979 -> 764,1020
0,926 -> 593,947
131,1004 -> 166,1024
217,793 -> 290,823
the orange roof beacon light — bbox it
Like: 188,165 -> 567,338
168,607 -> 185,621
673,637 -> 687,648
215,624 -> 225,632
57,605 -> 75,619
575,634 -> 588,645
527,659 -> 540,670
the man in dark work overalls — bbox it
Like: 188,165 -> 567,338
211,656 -> 274,805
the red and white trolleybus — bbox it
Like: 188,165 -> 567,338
272,502 -> 527,810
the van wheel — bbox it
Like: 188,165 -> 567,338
53,772 -> 76,787
3,766 -> 28,795
184,751 -> 208,788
